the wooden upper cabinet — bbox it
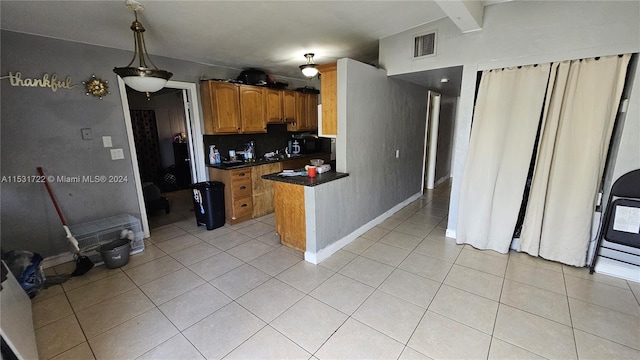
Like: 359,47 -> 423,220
288,92 -> 318,132
200,81 -> 241,134
201,80 -> 317,134
265,89 -> 283,124
288,91 -> 307,131
267,89 -> 297,125
317,62 -> 337,136
306,93 -> 318,130
282,90 -> 297,123
239,85 -> 267,133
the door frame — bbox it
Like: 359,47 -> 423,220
118,79 -> 205,238
421,91 -> 441,191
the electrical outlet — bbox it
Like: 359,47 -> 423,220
81,128 -> 93,140
102,136 -> 112,147
110,148 -> 124,160
396,149 -> 400,158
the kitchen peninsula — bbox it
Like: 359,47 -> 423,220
207,153 -> 333,225
262,168 -> 348,253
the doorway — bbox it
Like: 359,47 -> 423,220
421,91 -> 457,191
117,79 -> 206,237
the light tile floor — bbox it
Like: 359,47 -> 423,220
32,183 -> 640,359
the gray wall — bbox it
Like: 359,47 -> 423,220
312,59 -> 427,252
0,30 -> 309,257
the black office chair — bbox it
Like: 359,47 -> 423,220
590,169 -> 640,274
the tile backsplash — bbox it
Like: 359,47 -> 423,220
203,124 -> 330,162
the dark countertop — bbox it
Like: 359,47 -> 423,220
262,170 -> 349,187
206,152 -> 331,170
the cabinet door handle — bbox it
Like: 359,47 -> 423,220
241,203 -> 248,207
240,185 -> 247,190
238,173 -> 246,177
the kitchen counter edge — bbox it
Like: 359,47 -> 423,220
261,171 -> 349,187
206,153 -> 331,170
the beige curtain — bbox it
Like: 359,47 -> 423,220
518,54 -> 631,266
456,64 -> 551,253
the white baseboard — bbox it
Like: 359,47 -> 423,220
594,258 -> 640,283
445,229 -> 456,239
307,192 -> 423,265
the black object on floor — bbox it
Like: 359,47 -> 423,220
192,181 -> 225,230
143,182 -> 170,214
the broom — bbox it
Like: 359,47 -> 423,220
37,167 -> 94,276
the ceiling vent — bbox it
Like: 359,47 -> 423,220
414,31 -> 436,58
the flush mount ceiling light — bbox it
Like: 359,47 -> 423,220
113,0 -> 172,93
299,53 -> 319,78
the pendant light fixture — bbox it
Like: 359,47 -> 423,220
299,53 -> 319,78
113,0 -> 172,93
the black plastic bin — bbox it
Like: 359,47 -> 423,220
192,181 -> 225,230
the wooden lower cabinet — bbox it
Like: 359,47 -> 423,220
251,162 -> 283,218
208,162 -> 286,224
273,181 -> 306,252
208,157 -> 328,228
208,167 -> 253,224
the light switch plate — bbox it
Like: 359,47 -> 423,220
102,136 -> 112,148
81,128 -> 93,140
110,148 -> 124,160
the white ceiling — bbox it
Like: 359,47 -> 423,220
0,1 -> 505,86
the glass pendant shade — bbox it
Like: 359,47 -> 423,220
114,67 -> 172,93
300,53 -> 319,78
300,65 -> 319,78
113,10 -> 172,93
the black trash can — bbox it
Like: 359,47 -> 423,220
192,181 -> 225,230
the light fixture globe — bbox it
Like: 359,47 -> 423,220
300,65 -> 319,78
113,66 -> 172,93
300,53 -> 319,78
113,3 -> 172,93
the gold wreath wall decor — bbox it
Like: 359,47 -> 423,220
83,75 -> 110,99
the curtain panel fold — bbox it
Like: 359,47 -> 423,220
456,64 -> 551,253
518,54 -> 631,266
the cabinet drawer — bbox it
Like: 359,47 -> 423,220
232,198 -> 253,219
231,178 -> 252,198
230,168 -> 252,181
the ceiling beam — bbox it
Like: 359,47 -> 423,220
435,0 -> 484,33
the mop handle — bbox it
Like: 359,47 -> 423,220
37,167 -> 69,226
